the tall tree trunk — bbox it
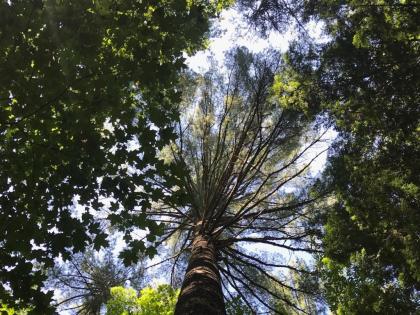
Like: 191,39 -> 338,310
174,233 -> 226,315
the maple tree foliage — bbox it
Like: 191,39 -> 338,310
0,0 -> 228,312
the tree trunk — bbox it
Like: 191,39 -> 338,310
174,234 -> 226,315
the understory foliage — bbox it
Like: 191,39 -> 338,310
0,305 -> 28,315
106,285 -> 267,315
146,48 -> 326,313
106,285 -> 179,315
0,0 -> 227,312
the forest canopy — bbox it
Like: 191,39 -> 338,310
0,0 -> 419,314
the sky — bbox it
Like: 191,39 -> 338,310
186,8 -> 335,176
186,9 -> 294,73
186,9 -> 328,73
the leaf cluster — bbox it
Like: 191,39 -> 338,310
0,0 -> 224,312
106,285 -> 179,315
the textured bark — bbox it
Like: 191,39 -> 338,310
174,234 -> 226,315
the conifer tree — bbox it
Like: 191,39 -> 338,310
141,49 -> 326,314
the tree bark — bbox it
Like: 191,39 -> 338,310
174,234 -> 226,315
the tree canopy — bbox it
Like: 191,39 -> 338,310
312,1 -> 420,312
0,0 -> 227,312
1,0 -> 419,314
238,0 -> 419,312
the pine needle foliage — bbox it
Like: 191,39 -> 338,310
147,48 -> 326,314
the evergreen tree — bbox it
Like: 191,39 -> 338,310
236,0 -> 420,312
140,48 -> 326,314
48,246 -> 144,314
308,1 -> 420,312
